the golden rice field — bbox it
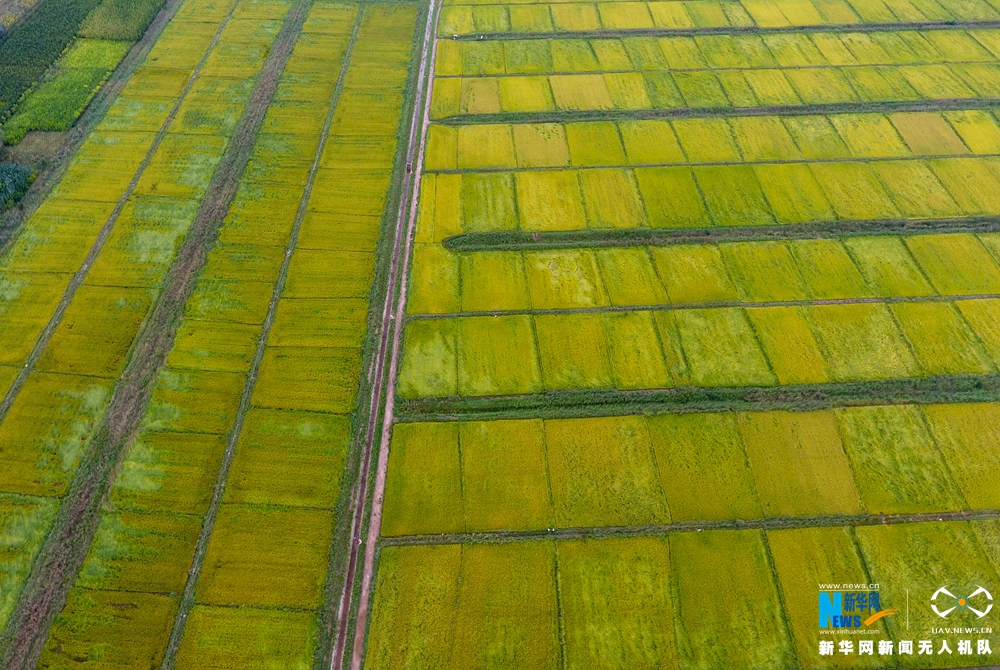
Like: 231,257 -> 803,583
362,0 -> 1000,668
4,0 -> 1000,666
0,0 -> 421,666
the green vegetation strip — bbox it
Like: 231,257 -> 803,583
443,216 -> 1000,251
0,0 -> 104,119
406,292 -> 1000,320
448,19 -> 1000,41
158,11 -> 363,669
379,508 -> 1000,546
395,374 -> 1000,422
435,98 -> 1000,125
0,1 -> 307,667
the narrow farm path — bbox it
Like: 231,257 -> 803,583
406,292 -> 1000,322
329,1 -> 441,667
381,507 -> 1000,547
395,374 -> 1000,423
0,0 -> 316,664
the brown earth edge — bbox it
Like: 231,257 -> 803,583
0,0 -> 316,664
380,508 -> 1000,547
442,217 -> 1000,252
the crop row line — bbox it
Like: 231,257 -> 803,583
158,7 -> 365,670
435,97 -> 1000,125
406,292 -> 1000,321
442,216 -> 1000,251
379,507 -> 1000,547
447,19 -> 1000,41
395,374 -> 1000,422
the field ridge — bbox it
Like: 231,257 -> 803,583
380,507 -> 1000,546
395,374 -> 1000,421
443,217 -> 1000,250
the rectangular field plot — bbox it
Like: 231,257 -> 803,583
856,521 -> 1000,663
174,606 -> 317,670
671,530 -> 797,669
382,401 -> 988,537
768,526 -> 889,669
419,160 -> 1000,234
0,494 -> 59,631
400,291 -> 1000,397
428,114 -> 999,173
195,504 -> 332,609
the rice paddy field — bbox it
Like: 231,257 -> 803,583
361,0 -> 1000,668
4,0 -> 1000,666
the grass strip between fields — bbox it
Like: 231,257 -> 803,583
0,0 -> 310,665
380,507 -> 1000,547
435,98 -> 1000,125
395,374 -> 1000,421
442,216 -> 1000,250
447,19 -> 1000,41
406,292 -> 1000,320
158,10 -> 364,669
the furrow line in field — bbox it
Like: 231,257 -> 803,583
156,9 -> 365,670
406,293 -> 1000,321
0,0 -> 314,665
436,98 -> 1000,125
443,217 -> 1000,251
0,0 -> 186,248
331,1 -> 441,668
395,374 -> 1000,422
380,507 -> 1000,547
448,19 -> 1000,41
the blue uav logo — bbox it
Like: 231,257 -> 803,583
820,591 -> 895,629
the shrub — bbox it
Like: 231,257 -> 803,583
0,162 -> 33,209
